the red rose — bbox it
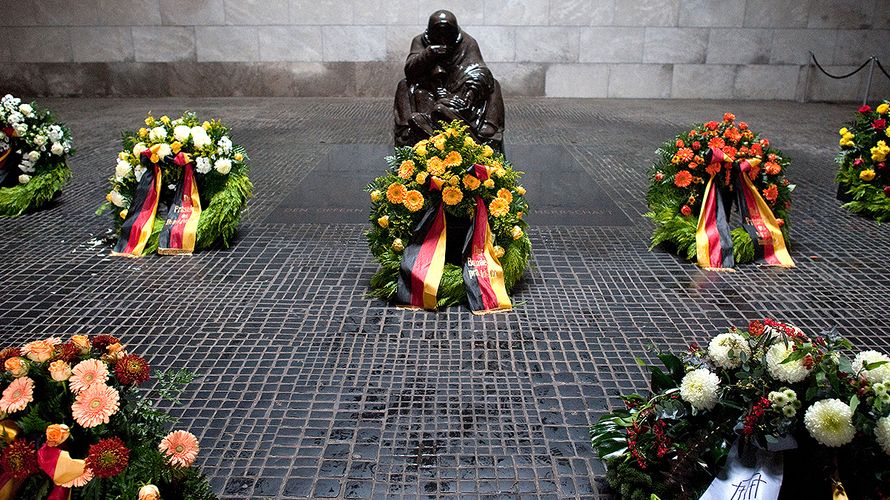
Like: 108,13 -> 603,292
884,186 -> 890,197
705,121 -> 718,131
675,139 -> 685,148
776,218 -> 785,227
859,104 -> 872,113
873,118 -> 887,130
654,171 -> 664,182
853,158 -> 864,167
738,121 -> 748,130
691,141 -> 700,150
877,162 -> 887,170
760,138 -> 769,148
680,205 -> 692,216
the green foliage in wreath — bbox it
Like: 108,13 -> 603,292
645,113 -> 793,264
836,100 -> 890,222
97,112 -> 253,252
366,121 -> 531,307
0,94 -> 73,217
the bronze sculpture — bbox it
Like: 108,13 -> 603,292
393,10 -> 505,151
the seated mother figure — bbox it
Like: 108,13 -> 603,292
393,10 -> 505,151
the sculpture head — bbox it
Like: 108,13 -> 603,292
425,10 -> 461,46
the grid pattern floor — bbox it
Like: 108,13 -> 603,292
1,97 -> 889,499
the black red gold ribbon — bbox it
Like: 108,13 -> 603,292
158,153 -> 202,255
463,164 -> 511,313
397,165 -> 512,313
112,150 -> 162,257
695,148 -> 794,270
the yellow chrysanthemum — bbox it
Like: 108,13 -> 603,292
370,190 -> 382,202
442,186 -> 463,205
427,156 -> 446,176
463,174 -> 480,190
386,182 -> 407,204
860,169 -> 876,181
871,140 -> 889,162
483,179 -> 495,189
497,188 -> 513,203
489,198 -> 510,217
403,190 -> 424,212
398,160 -> 415,179
138,128 -> 148,138
444,150 -> 462,167
878,103 -> 889,115
838,127 -> 848,136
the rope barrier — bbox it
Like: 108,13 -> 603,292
809,52 -> 873,79
876,58 -> 890,81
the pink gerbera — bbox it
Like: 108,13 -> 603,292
69,359 -> 110,393
0,377 -> 34,414
159,430 -> 199,467
71,384 -> 120,428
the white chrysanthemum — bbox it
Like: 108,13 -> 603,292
173,124 -> 191,142
852,350 -> 890,384
804,399 -> 856,447
680,368 -> 720,411
190,127 -> 210,148
115,159 -> 132,180
875,416 -> 890,456
214,158 -> 232,175
108,190 -> 126,208
708,333 -> 751,369
18,174 -> 31,185
195,156 -> 211,174
766,343 -> 810,383
149,126 -> 167,141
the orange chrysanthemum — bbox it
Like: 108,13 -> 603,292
69,359 -> 110,393
398,160 -> 415,179
708,137 -> 725,150
676,148 -> 694,163
441,186 -> 463,206
496,188 -> 513,203
444,150 -> 462,167
764,161 -> 782,175
763,184 -> 779,203
159,430 -> 200,468
674,170 -> 693,188
386,182 -> 407,204
0,377 -> 34,414
72,384 -> 120,428
427,156 -> 445,176
489,198 -> 510,217
462,174 -> 480,190
403,190 -> 424,212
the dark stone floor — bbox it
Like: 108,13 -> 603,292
1,97 -> 889,499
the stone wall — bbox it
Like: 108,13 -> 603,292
1,0 -> 888,100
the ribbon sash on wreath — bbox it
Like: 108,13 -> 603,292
37,444 -> 87,500
158,153 -> 202,255
397,165 -> 511,313
695,148 -> 794,270
113,150 -> 202,257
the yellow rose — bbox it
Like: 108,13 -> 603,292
448,175 -> 459,186
377,215 -> 389,228
391,239 -> 404,252
171,141 -> 182,154
48,360 -> 72,382
120,209 -> 128,219
482,145 -> 494,157
4,357 -> 28,378
464,136 -> 477,147
415,172 -> 428,185
495,167 -> 506,178
139,485 -> 161,500
370,190 -> 382,202
434,136 -> 446,151
517,211 -> 524,219
234,153 -> 244,161
416,145 -> 428,157
511,225 -> 523,240
860,169 -> 876,181
45,424 -> 70,447
493,245 -> 505,258
138,128 -> 148,138
516,186 -> 526,196
877,103 -> 889,115
445,128 -> 457,138
483,179 -> 495,189
202,121 -> 211,130
71,335 -> 91,354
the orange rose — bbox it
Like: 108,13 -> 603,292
45,424 -> 70,447
4,357 -> 28,378
48,360 -> 72,382
23,340 -> 55,363
103,343 -> 126,362
139,484 -> 161,500
71,335 -> 91,354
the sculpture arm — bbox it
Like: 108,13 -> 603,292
404,38 -> 440,81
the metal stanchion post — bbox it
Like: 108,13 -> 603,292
863,56 -> 876,105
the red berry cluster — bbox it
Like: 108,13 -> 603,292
742,397 -> 772,435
